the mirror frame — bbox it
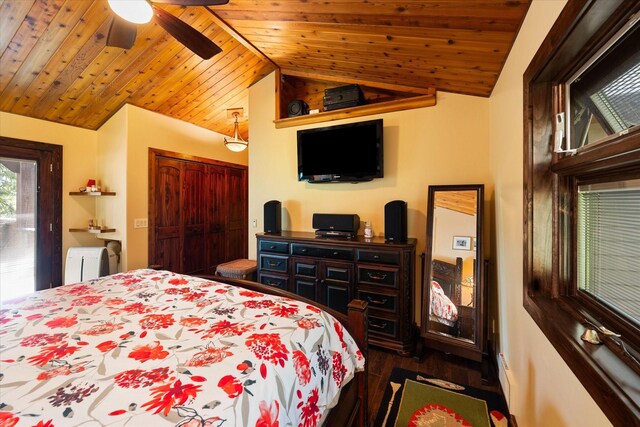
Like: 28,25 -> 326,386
420,184 -> 485,362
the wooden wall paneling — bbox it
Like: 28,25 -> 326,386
0,0 -> 65,94
133,28 -> 231,109
187,57 -> 261,123
1,0 -> 531,134
160,42 -> 247,117
0,1 -> 37,56
4,1 -> 110,115
178,55 -> 263,123
0,0 -> 92,112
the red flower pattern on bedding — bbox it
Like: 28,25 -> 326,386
0,269 -> 364,426
128,341 -> 169,362
246,333 -> 289,367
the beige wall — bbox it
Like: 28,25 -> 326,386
98,104 -> 248,270
0,111 -> 99,280
248,71 -> 492,318
96,107 -> 128,270
488,0 -> 610,425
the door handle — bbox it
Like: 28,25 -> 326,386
366,296 -> 388,305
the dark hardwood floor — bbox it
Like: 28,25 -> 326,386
366,345 -> 504,424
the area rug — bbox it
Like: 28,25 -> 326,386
374,368 -> 510,427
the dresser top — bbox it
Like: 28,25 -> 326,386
256,231 -> 416,248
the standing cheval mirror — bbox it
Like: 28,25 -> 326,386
420,184 -> 485,362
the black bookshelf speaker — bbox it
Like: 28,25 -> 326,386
385,200 -> 407,242
264,200 -> 282,233
287,100 -> 309,117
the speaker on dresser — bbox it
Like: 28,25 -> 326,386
264,200 -> 281,233
287,100 -> 309,117
385,200 -> 407,242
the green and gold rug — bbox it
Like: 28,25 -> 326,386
374,368 -> 510,427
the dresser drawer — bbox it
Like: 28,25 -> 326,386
357,266 -> 398,288
259,273 -> 289,291
358,290 -> 397,313
324,265 -> 352,282
259,254 -> 288,273
356,249 -> 400,265
291,243 -> 354,261
368,315 -> 398,338
294,261 -> 317,277
259,240 -> 290,254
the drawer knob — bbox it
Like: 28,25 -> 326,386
369,320 -> 388,329
332,251 -> 339,255
269,245 -> 276,249
268,261 -> 282,267
373,255 -> 380,259
301,248 -> 307,252
367,272 -> 387,280
366,296 -> 388,305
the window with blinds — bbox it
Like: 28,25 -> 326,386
568,18 -> 639,149
577,179 -> 640,325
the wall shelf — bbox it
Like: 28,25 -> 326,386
274,93 -> 437,129
69,191 -> 116,196
69,228 -> 116,234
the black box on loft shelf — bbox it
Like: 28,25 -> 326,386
323,84 -> 365,111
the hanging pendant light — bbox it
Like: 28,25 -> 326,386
224,109 -> 248,152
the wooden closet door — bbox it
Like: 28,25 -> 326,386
225,167 -> 248,261
154,157 -> 182,272
182,162 -> 206,275
206,165 -> 226,274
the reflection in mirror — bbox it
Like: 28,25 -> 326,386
420,184 -> 484,362
428,190 -> 477,343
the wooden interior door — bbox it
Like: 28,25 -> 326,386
149,149 -> 248,274
225,167 -> 247,261
182,162 -> 206,275
153,157 -> 182,272
206,164 -> 226,274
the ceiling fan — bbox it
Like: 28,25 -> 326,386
106,0 -> 229,60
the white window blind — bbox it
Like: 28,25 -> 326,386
577,179 -> 640,325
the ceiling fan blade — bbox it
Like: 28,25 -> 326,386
152,6 -> 222,59
150,0 -> 229,6
106,16 -> 137,50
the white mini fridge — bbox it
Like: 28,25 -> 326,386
64,247 -> 118,285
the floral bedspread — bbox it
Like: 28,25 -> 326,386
0,269 -> 364,427
429,281 -> 458,327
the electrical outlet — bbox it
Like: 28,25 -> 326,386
134,218 -> 148,228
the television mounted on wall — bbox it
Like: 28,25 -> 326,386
297,118 -> 383,183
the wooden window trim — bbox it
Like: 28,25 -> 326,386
523,1 -> 640,425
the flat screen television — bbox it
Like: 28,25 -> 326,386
297,119 -> 383,183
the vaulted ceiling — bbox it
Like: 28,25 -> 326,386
0,0 -> 532,140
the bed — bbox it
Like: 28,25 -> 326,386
0,269 -> 367,427
428,258 -> 462,335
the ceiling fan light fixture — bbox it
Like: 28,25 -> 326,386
224,110 -> 248,152
108,0 -> 153,24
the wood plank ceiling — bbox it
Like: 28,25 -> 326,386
0,1 -> 531,140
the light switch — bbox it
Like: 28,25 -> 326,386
134,218 -> 148,228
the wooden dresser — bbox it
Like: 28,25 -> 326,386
256,231 -> 416,355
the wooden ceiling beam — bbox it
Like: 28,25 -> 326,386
205,7 -> 278,71
280,68 -> 434,96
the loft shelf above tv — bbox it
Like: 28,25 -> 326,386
274,93 -> 437,129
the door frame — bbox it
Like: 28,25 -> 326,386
0,137 -> 63,290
